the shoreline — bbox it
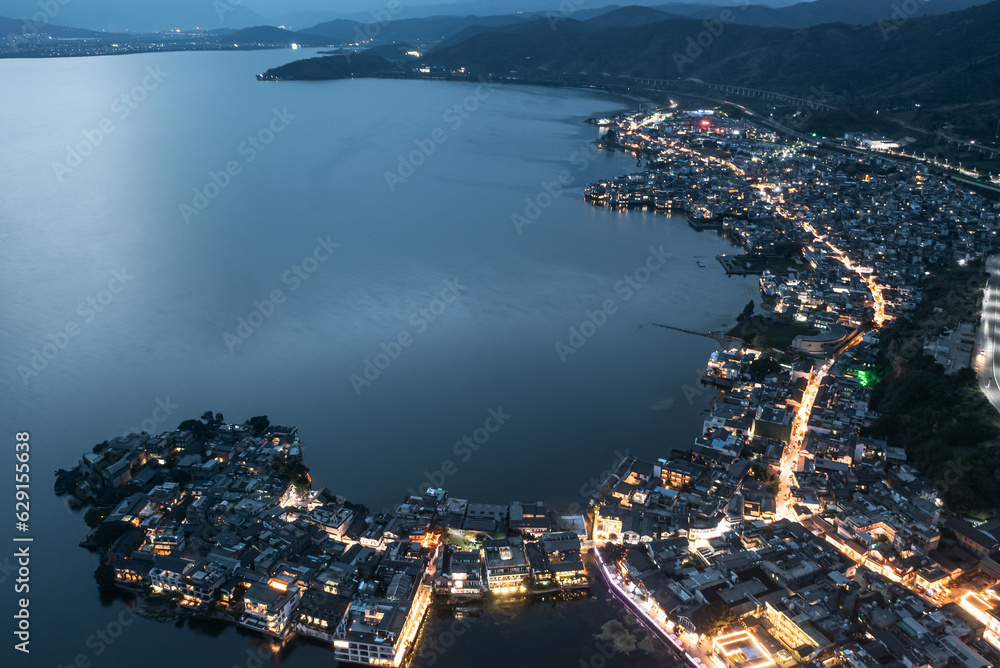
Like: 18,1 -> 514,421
256,68 -> 668,108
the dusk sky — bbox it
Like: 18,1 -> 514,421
248,0 -> 806,17
0,0 -> 821,33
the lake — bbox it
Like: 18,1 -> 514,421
0,48 -> 756,667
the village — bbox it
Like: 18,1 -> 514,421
53,106 -> 1000,668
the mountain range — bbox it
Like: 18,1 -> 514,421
0,0 -> 993,34
0,0 -> 268,32
258,0 -> 1000,146
293,0 -> 996,46
419,2 -> 1000,108
654,0 -> 993,27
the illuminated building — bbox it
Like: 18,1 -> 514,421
713,630 -> 776,668
763,598 -> 832,660
509,501 -> 550,537
242,577 -> 302,638
540,532 -> 587,585
331,579 -> 432,667
295,589 -> 350,642
114,553 -> 154,586
660,460 -> 702,491
593,504 -> 627,544
303,505 -> 356,541
147,523 -> 185,554
958,590 -> 1000,652
434,546 -> 483,595
483,538 -> 529,593
175,565 -> 227,607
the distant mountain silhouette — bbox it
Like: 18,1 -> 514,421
421,1 -> 1000,108
0,15 -> 102,37
0,0 -> 268,32
4,0 -> 993,36
298,14 -> 527,46
228,26 -> 330,47
688,0 -> 996,29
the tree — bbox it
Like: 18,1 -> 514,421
94,563 -> 117,592
601,543 -> 626,564
749,464 -> 780,495
774,241 -> 802,259
273,458 -> 310,492
53,468 -> 83,495
170,470 -> 192,486
201,410 -> 214,421
94,521 -> 132,547
177,418 -> 213,439
84,508 -> 108,528
696,601 -> 737,635
752,334 -> 774,350
749,356 -> 782,382
246,415 -> 270,437
342,500 -> 370,515
215,413 -> 224,423
742,300 -> 755,319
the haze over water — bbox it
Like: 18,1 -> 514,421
0,49 -> 756,667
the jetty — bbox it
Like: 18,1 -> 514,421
652,323 -> 728,346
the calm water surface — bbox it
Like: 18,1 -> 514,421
0,48 -> 755,667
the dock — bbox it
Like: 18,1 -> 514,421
652,323 -> 728,346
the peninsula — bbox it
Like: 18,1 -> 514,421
56,415 -> 592,667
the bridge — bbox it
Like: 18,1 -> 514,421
624,77 -> 836,110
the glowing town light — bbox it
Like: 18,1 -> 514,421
713,630 -> 777,668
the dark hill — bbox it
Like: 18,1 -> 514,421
229,26 -> 330,47
298,13 -> 527,46
580,6 -> 676,27
423,0 -> 1000,107
260,53 -> 403,81
663,0 -> 995,28
0,15 -> 103,38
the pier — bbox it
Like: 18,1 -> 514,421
652,323 -> 728,346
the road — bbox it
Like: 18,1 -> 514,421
592,549 -> 704,668
976,255 -> 1000,413
777,328 -> 867,518
777,361 -> 829,518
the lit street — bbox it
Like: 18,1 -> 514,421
976,255 -> 1000,414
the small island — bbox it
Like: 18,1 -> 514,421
56,413 -> 594,667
